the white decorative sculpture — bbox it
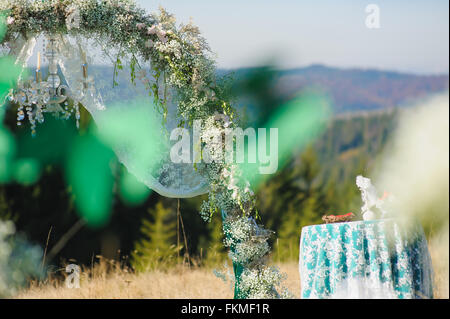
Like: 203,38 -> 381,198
356,175 -> 389,221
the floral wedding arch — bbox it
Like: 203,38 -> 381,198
0,0 -> 290,298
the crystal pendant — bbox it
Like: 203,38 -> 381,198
17,110 -> 25,120
47,74 -> 61,88
42,92 -> 51,104
17,91 -> 27,105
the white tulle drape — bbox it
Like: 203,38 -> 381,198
9,34 -> 37,82
9,34 -> 209,198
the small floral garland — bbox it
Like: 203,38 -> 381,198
0,0 -> 290,299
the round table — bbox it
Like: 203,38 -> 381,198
299,219 -> 434,299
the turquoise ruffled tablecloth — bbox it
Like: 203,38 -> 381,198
299,219 -> 434,299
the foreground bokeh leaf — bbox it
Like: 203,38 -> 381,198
13,158 -> 40,185
240,91 -> 332,189
119,167 -> 151,206
0,128 -> 15,182
66,132 -> 115,228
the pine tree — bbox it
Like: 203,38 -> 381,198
131,201 -> 179,271
203,214 -> 227,266
276,146 -> 325,261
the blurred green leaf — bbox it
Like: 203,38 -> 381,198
66,133 -> 115,228
13,158 -> 41,185
240,91 -> 331,189
0,57 -> 24,104
119,167 -> 151,206
0,128 -> 15,183
0,11 -> 7,41
94,99 -> 164,182
17,117 -> 77,165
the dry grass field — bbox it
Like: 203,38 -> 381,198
428,235 -> 449,299
15,261 -> 300,299
14,243 -> 447,299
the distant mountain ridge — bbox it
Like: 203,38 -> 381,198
42,64 -> 448,114
222,64 -> 449,113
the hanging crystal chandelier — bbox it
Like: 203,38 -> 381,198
7,35 -> 93,136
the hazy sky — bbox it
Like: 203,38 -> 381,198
137,0 -> 449,74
